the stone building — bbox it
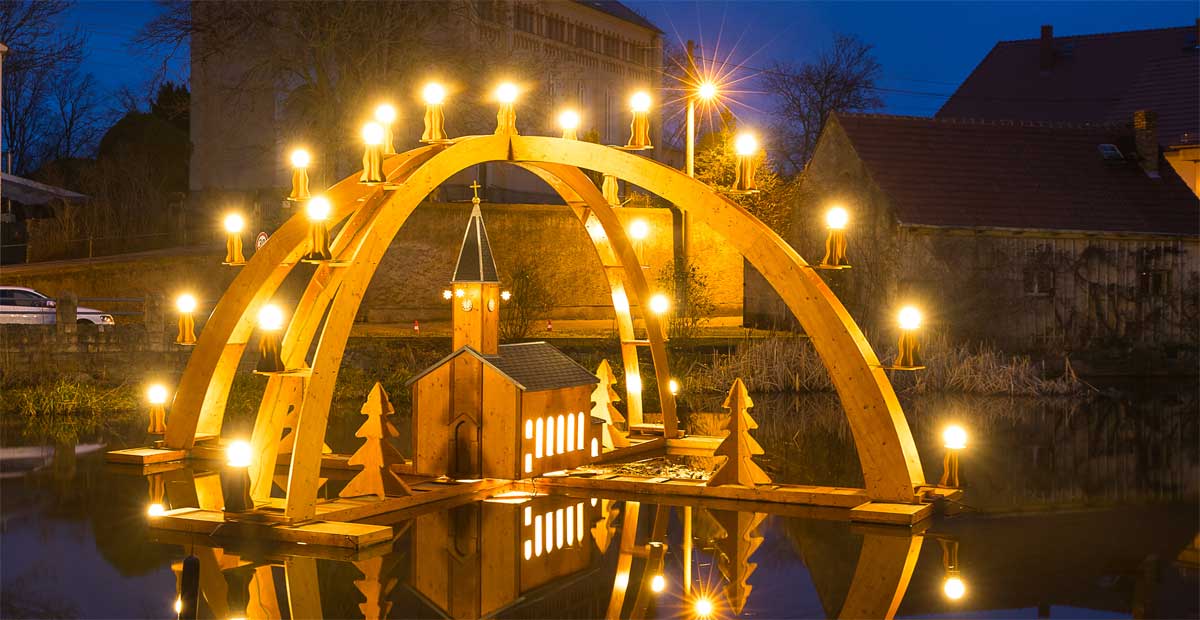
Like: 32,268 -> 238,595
747,112 -> 1199,352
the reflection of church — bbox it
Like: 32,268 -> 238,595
409,190 -> 602,480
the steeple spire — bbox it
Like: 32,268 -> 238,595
452,182 -> 499,283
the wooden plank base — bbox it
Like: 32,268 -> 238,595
534,471 -> 870,509
665,435 -> 723,456
848,501 -> 934,526
148,507 -> 392,549
105,447 -> 187,465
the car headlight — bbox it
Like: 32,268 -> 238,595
101,315 -> 115,324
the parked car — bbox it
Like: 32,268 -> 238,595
0,286 -> 114,325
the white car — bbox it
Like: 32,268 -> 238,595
0,286 -> 114,325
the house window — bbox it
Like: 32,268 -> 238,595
1138,270 -> 1170,297
545,16 -> 565,42
514,5 -> 535,33
1024,268 -> 1054,297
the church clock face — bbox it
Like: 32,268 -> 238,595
461,298 -> 473,312
487,299 -> 496,312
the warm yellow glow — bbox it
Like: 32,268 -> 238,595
442,289 -> 453,300
174,597 -> 182,614
362,121 -> 385,145
693,596 -> 715,618
898,305 -> 922,330
226,439 -> 252,468
650,574 -> 666,593
223,213 -> 245,234
649,293 -> 670,315
558,109 -> 580,131
630,91 -> 651,113
943,425 -> 967,450
825,206 -> 849,230
423,82 -> 446,105
495,82 -> 519,103
147,503 -> 165,517
734,132 -> 759,156
455,288 -> 465,298
612,289 -> 630,313
501,290 -> 512,301
374,103 -> 396,124
697,81 -> 718,101
290,148 -> 311,169
257,304 -> 285,332
943,576 -> 966,600
176,294 -> 197,314
306,196 -> 332,222
628,218 -> 649,240
147,383 -> 169,405
627,373 -> 642,394
668,379 -> 680,395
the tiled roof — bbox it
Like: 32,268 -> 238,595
492,342 -> 599,392
832,113 -> 1199,236
574,1 -> 662,33
452,204 -> 499,283
937,24 -> 1198,145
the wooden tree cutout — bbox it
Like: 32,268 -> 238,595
340,383 -> 411,499
590,498 -> 620,554
713,510 -> 766,615
277,404 -> 333,455
352,555 -> 400,620
591,360 -> 629,449
707,378 -> 771,487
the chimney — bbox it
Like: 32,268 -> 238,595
1133,110 -> 1160,177
1039,25 -> 1054,71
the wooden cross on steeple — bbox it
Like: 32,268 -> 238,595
470,180 -> 482,204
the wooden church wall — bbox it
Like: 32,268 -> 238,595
413,364 -> 452,476
482,364 -> 522,480
520,385 -> 595,477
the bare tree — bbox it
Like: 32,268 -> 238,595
763,34 -> 883,173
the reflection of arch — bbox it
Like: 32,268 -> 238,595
164,134 -> 924,520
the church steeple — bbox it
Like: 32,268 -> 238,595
450,182 -> 501,355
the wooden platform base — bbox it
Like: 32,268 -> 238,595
849,501 -> 934,526
534,470 -> 869,509
106,447 -> 186,465
149,507 -> 393,549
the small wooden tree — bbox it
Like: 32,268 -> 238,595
707,378 -> 771,487
590,498 -> 619,554
340,383 -> 411,499
713,510 -> 766,615
591,359 -> 629,449
352,555 -> 399,620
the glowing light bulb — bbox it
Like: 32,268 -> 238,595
306,196 -> 331,222
423,82 -> 446,105
697,81 -> 717,101
734,132 -> 759,156
258,304 -> 285,332
694,596 -> 715,618
630,91 -> 651,113
943,425 -> 967,450
628,218 -> 649,240
501,290 -> 512,301
898,306 -> 922,331
668,379 -> 680,395
943,576 -> 966,600
223,213 -> 245,234
147,503 -> 165,517
455,288 -> 465,298
558,109 -> 580,131
362,121 -> 385,145
176,294 -> 197,314
495,82 -> 519,104
650,574 -> 666,593
174,597 -> 182,614
442,289 -> 453,300
649,293 -> 670,315
374,103 -> 396,124
826,206 -> 849,230
290,148 -> 311,169
226,439 -> 252,468
147,383 -> 169,405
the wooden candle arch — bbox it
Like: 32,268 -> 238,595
161,134 -> 925,521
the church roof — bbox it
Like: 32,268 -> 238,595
406,342 -> 598,393
452,204 -> 499,283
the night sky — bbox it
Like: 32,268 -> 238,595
57,1 -> 1198,120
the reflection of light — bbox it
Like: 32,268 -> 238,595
898,305 -> 922,330
626,374 -> 642,394
147,503 -> 165,517
628,218 -> 649,240
612,290 -> 630,314
943,425 -> 967,450
174,597 -> 182,614
226,440 -> 252,468
943,576 -> 966,600
668,379 -> 680,395
650,574 -> 666,593
693,596 -> 715,618
615,572 -> 629,590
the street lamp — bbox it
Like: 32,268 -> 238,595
940,425 -> 967,487
733,132 -> 759,193
374,104 -> 397,154
360,122 -> 387,184
288,148 -> 311,202
626,91 -> 652,149
223,213 -> 246,265
146,383 -> 169,434
175,294 -> 197,345
494,82 -> 519,135
303,196 -> 333,261
895,306 -> 924,369
255,304 -> 286,373
819,206 -> 850,268
421,83 -> 449,142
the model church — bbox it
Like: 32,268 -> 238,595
408,189 -> 602,480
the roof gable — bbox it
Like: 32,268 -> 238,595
830,113 -> 1199,236
407,342 -> 598,393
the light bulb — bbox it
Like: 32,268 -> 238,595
362,121 -> 385,145
734,132 -> 758,156
650,574 -> 665,593
374,104 -> 396,124
175,294 -> 197,314
423,82 -> 446,105
290,148 -> 311,168
898,306 -> 922,331
306,196 -> 331,222
501,290 -> 512,301
697,81 -> 717,101
147,383 -> 169,405
943,425 -> 967,450
223,213 -> 245,234
495,82 -> 519,104
147,503 -> 165,517
943,576 -> 966,600
226,439 -> 252,468
694,597 -> 714,618
630,91 -> 651,113
826,206 -> 849,230
628,219 -> 649,240
668,379 -> 679,395
442,289 -> 453,300
558,109 -> 580,131
258,304 -> 285,331
649,293 -> 670,315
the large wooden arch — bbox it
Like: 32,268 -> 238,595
164,133 -> 925,519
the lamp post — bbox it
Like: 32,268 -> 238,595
221,440 -> 254,513
733,132 -> 759,193
360,122 -> 387,184
255,304 -> 286,373
626,91 -> 652,149
421,83 -> 449,143
223,213 -> 246,265
940,425 -> 967,487
895,305 -> 924,369
303,196 -> 333,261
288,148 -> 311,202
175,294 -> 197,345
494,82 -> 519,135
558,109 -> 580,140
374,104 -> 397,154
819,206 -> 850,268
147,383 -> 169,434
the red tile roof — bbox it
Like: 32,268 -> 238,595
832,113 -> 1199,236
937,25 -> 1198,146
